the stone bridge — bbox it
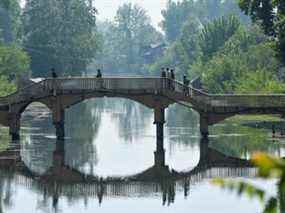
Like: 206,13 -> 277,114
0,76 -> 285,143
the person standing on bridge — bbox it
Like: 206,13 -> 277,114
170,69 -> 176,90
96,69 -> 102,78
161,68 -> 167,89
166,68 -> 171,89
183,75 -> 190,96
51,68 -> 57,78
96,69 -> 104,88
161,68 -> 166,78
51,68 -> 58,96
170,69 -> 175,80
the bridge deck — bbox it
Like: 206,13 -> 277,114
1,77 -> 285,109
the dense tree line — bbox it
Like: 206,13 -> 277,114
149,0 -> 285,94
0,0 -> 101,96
0,0 -> 284,96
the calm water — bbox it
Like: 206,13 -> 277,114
0,98 -> 283,213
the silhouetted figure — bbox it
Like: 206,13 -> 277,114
183,75 -> 187,85
52,193 -> 59,213
51,68 -> 57,78
183,179 -> 190,198
272,124 -> 276,138
96,69 -> 102,78
166,68 -> 171,89
161,68 -> 167,89
170,69 -> 175,80
166,68 -> 170,78
97,177 -> 105,205
169,69 -> 175,90
51,68 -> 58,96
161,68 -> 166,78
183,75 -> 190,95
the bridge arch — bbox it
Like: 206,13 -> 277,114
56,92 -> 175,110
19,101 -> 52,115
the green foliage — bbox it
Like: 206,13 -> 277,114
210,122 -> 279,158
198,15 -> 241,62
150,15 -> 242,77
193,25 -> 281,93
93,3 -> 163,75
0,0 -> 21,43
238,0 -> 285,63
0,44 -> 30,76
0,44 -> 29,96
213,153 -> 285,213
156,0 -> 283,94
161,0 -> 248,43
23,0 -> 100,77
213,179 -> 278,213
235,71 -> 285,94
161,0 -> 195,42
0,75 -> 16,96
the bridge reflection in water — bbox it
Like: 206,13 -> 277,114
0,138 -> 256,210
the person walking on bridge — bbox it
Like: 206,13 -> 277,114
96,69 -> 103,88
161,67 -> 166,78
166,67 -> 171,89
170,69 -> 175,90
183,75 -> 190,96
170,69 -> 175,80
161,68 -> 167,89
51,68 -> 58,96
96,69 -> 102,78
51,68 -> 57,78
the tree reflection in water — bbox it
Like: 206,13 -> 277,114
0,136 -> 259,211
0,101 -> 283,212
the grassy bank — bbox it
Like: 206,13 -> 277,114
226,115 -> 283,123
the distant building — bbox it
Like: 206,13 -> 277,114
141,43 -> 166,64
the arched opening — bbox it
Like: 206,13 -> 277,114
20,102 -> 53,136
63,97 -> 155,176
20,102 -> 55,175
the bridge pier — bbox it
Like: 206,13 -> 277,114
53,109 -> 65,140
200,113 -> 209,138
53,140 -> 65,168
199,137 -> 209,165
154,107 -> 165,167
9,113 -> 20,141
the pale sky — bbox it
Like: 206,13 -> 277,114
20,0 -> 171,30
94,0 -> 169,29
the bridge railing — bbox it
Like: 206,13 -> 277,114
170,80 -> 211,105
210,94 -> 285,107
42,77 -> 212,106
43,77 -> 168,92
0,79 -> 48,105
3,76 -> 284,109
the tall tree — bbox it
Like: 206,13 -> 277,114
239,0 -> 285,63
93,3 -> 163,75
161,0 -> 248,43
161,0 -> 195,43
23,0 -> 100,77
198,15 -> 241,62
0,0 -> 21,43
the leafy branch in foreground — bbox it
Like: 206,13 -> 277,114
213,153 -> 285,213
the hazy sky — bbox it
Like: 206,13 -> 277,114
94,0 -> 169,29
20,0 -> 170,30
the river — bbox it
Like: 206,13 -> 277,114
0,98 -> 283,213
